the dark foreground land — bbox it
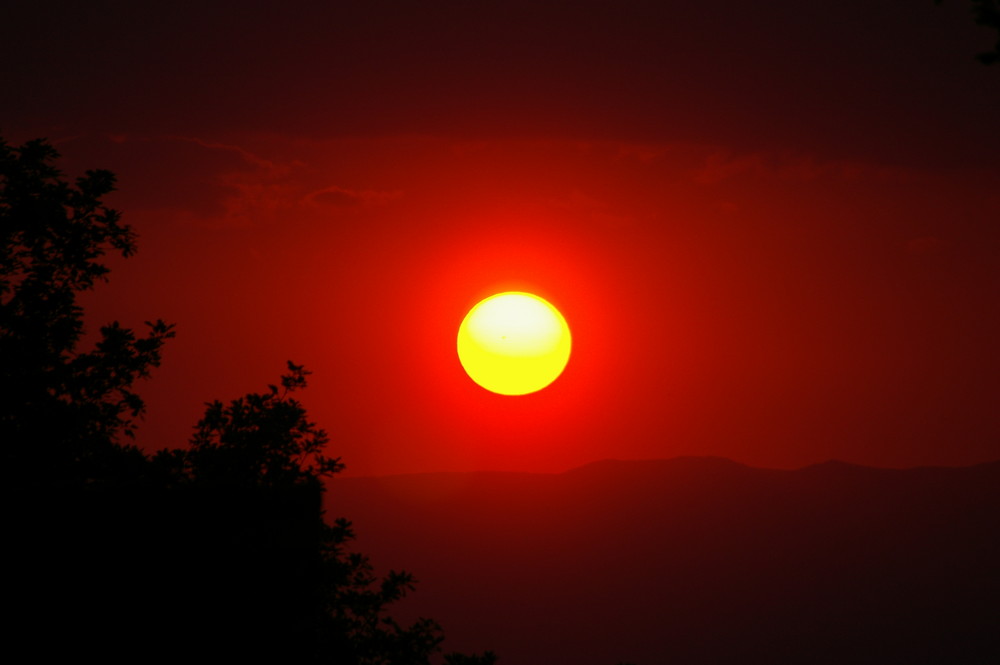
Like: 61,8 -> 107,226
330,457 -> 1000,665
6,485 -> 321,661
5,457 -> 998,664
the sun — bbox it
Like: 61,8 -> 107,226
457,292 -> 571,395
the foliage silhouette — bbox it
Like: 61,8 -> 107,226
0,136 -> 174,485
155,361 -> 450,664
1,136 -> 495,664
167,361 -> 344,488
937,0 -> 1000,63
165,363 -> 511,664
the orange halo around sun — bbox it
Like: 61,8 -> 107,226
457,292 -> 571,395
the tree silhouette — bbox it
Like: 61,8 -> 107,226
165,362 -> 509,664
937,0 -> 1000,64
169,361 -> 343,488
2,135 -> 493,664
1,137 -> 174,485
154,361 -> 450,664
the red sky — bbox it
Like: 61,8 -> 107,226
4,0 -> 999,475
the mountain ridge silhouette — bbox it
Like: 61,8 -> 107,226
328,456 -> 1000,665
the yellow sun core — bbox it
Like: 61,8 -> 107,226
457,292 -> 571,395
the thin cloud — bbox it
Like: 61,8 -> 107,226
86,133 -> 314,227
169,135 -> 284,173
692,150 -> 919,185
307,185 -> 403,208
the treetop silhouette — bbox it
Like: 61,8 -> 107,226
1,136 -> 173,485
938,0 -> 1000,63
1,135 -> 498,664
163,361 -> 344,488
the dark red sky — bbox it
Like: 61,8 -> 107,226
5,1 -> 998,475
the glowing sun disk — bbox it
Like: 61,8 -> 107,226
457,292 -> 571,395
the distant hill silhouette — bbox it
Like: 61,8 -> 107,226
328,457 -> 1000,665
